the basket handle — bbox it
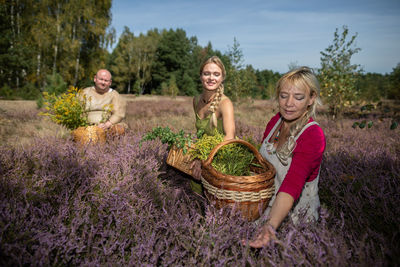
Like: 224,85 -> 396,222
203,139 -> 265,168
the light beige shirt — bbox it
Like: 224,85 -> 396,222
81,87 -> 126,125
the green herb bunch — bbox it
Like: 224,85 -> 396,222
188,131 -> 224,161
141,126 -> 196,154
189,131 -> 255,176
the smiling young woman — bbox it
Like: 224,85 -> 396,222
189,56 -> 236,194
193,56 -> 235,140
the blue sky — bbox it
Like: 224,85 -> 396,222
110,0 -> 400,74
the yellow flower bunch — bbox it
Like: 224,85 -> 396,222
40,86 -> 89,130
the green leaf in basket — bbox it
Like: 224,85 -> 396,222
141,126 -> 196,152
250,162 -> 263,168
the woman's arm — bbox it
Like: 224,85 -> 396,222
244,192 -> 294,248
219,98 -> 235,140
267,192 -> 294,229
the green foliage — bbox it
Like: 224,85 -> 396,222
352,120 -> 371,129
110,27 -> 159,94
2,82 -> 41,100
19,83 -> 41,100
0,0 -> 397,102
390,120 -> 398,130
0,0 -> 113,95
188,131 -> 224,161
151,29 -> 196,95
141,126 -> 196,153
255,69 -> 281,99
388,63 -> 400,100
133,80 -> 141,95
160,82 -> 168,96
110,27 -> 136,94
212,143 -> 255,176
360,104 -> 374,112
319,26 -> 363,119
224,38 -> 256,101
0,85 -> 14,100
167,74 -> 179,98
44,73 -> 67,95
355,73 -> 389,101
189,132 -> 255,176
352,104 -> 375,129
351,103 -> 399,130
36,95 -> 45,109
39,86 -> 89,130
181,72 -> 197,96
142,127 -> 256,176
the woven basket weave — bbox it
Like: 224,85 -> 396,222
71,126 -> 106,146
166,145 -> 194,176
201,139 -> 275,221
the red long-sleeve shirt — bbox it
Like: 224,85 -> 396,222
262,113 -> 326,201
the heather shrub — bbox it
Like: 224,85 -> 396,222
235,119 -> 264,144
319,118 -> 400,265
0,96 -> 399,265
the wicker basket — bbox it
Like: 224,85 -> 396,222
166,144 -> 195,176
201,139 -> 275,221
71,126 -> 106,146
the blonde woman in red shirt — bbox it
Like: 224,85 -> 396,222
244,66 -> 326,248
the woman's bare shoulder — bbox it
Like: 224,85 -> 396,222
219,95 -> 232,105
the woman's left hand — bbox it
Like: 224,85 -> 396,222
242,223 -> 277,248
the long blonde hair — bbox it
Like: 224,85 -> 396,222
200,56 -> 226,127
275,66 -> 322,165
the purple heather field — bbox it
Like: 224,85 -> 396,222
0,97 -> 399,266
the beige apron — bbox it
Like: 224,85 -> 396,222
258,117 -> 320,224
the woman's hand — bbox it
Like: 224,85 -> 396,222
242,193 -> 293,248
190,159 -> 202,181
242,223 -> 277,248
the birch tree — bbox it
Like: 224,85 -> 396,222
319,26 -> 363,119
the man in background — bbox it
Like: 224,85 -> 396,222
81,69 -> 127,134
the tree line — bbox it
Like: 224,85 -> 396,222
1,1 -> 399,110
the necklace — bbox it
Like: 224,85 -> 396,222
274,123 -> 283,142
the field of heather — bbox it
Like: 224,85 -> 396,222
0,96 -> 399,266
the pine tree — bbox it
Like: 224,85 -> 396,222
151,28 -> 194,94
